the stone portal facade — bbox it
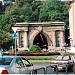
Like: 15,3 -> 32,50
12,22 -> 65,51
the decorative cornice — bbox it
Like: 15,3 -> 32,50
13,22 -> 65,27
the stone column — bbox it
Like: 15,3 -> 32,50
53,31 -> 56,48
17,31 -> 19,49
60,30 -> 64,48
23,31 -> 28,49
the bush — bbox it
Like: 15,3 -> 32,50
29,45 -> 41,52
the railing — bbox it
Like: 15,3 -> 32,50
31,63 -> 75,74
32,67 -> 45,74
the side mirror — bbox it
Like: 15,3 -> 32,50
31,63 -> 33,66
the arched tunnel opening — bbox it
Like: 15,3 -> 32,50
33,32 -> 48,50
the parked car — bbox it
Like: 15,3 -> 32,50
0,56 -> 33,74
50,53 -> 75,71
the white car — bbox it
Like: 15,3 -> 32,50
0,56 -> 33,74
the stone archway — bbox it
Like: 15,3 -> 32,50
12,22 -> 65,51
33,31 -> 48,49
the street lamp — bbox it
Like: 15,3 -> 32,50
12,27 -> 18,55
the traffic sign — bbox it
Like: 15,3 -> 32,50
12,32 -> 18,39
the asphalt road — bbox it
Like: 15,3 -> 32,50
33,62 -> 74,74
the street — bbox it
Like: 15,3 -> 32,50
33,62 -> 74,74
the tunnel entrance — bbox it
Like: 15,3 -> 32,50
33,32 -> 48,50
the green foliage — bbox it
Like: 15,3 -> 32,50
39,0 -> 69,27
29,45 -> 41,52
16,0 -> 24,7
15,0 -> 34,7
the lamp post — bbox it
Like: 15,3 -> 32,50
64,42 -> 67,53
68,37 -> 73,47
12,27 -> 18,55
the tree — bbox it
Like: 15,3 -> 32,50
0,0 -> 41,49
39,0 -> 69,27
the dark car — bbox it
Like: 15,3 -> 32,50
50,53 -> 75,71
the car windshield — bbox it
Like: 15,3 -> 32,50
0,57 -> 13,65
56,54 -> 71,60
56,56 -> 62,60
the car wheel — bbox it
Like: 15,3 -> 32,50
67,65 -> 73,72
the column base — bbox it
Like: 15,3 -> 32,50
18,47 -> 29,51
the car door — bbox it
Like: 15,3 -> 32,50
15,57 -> 32,74
21,57 -> 33,74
